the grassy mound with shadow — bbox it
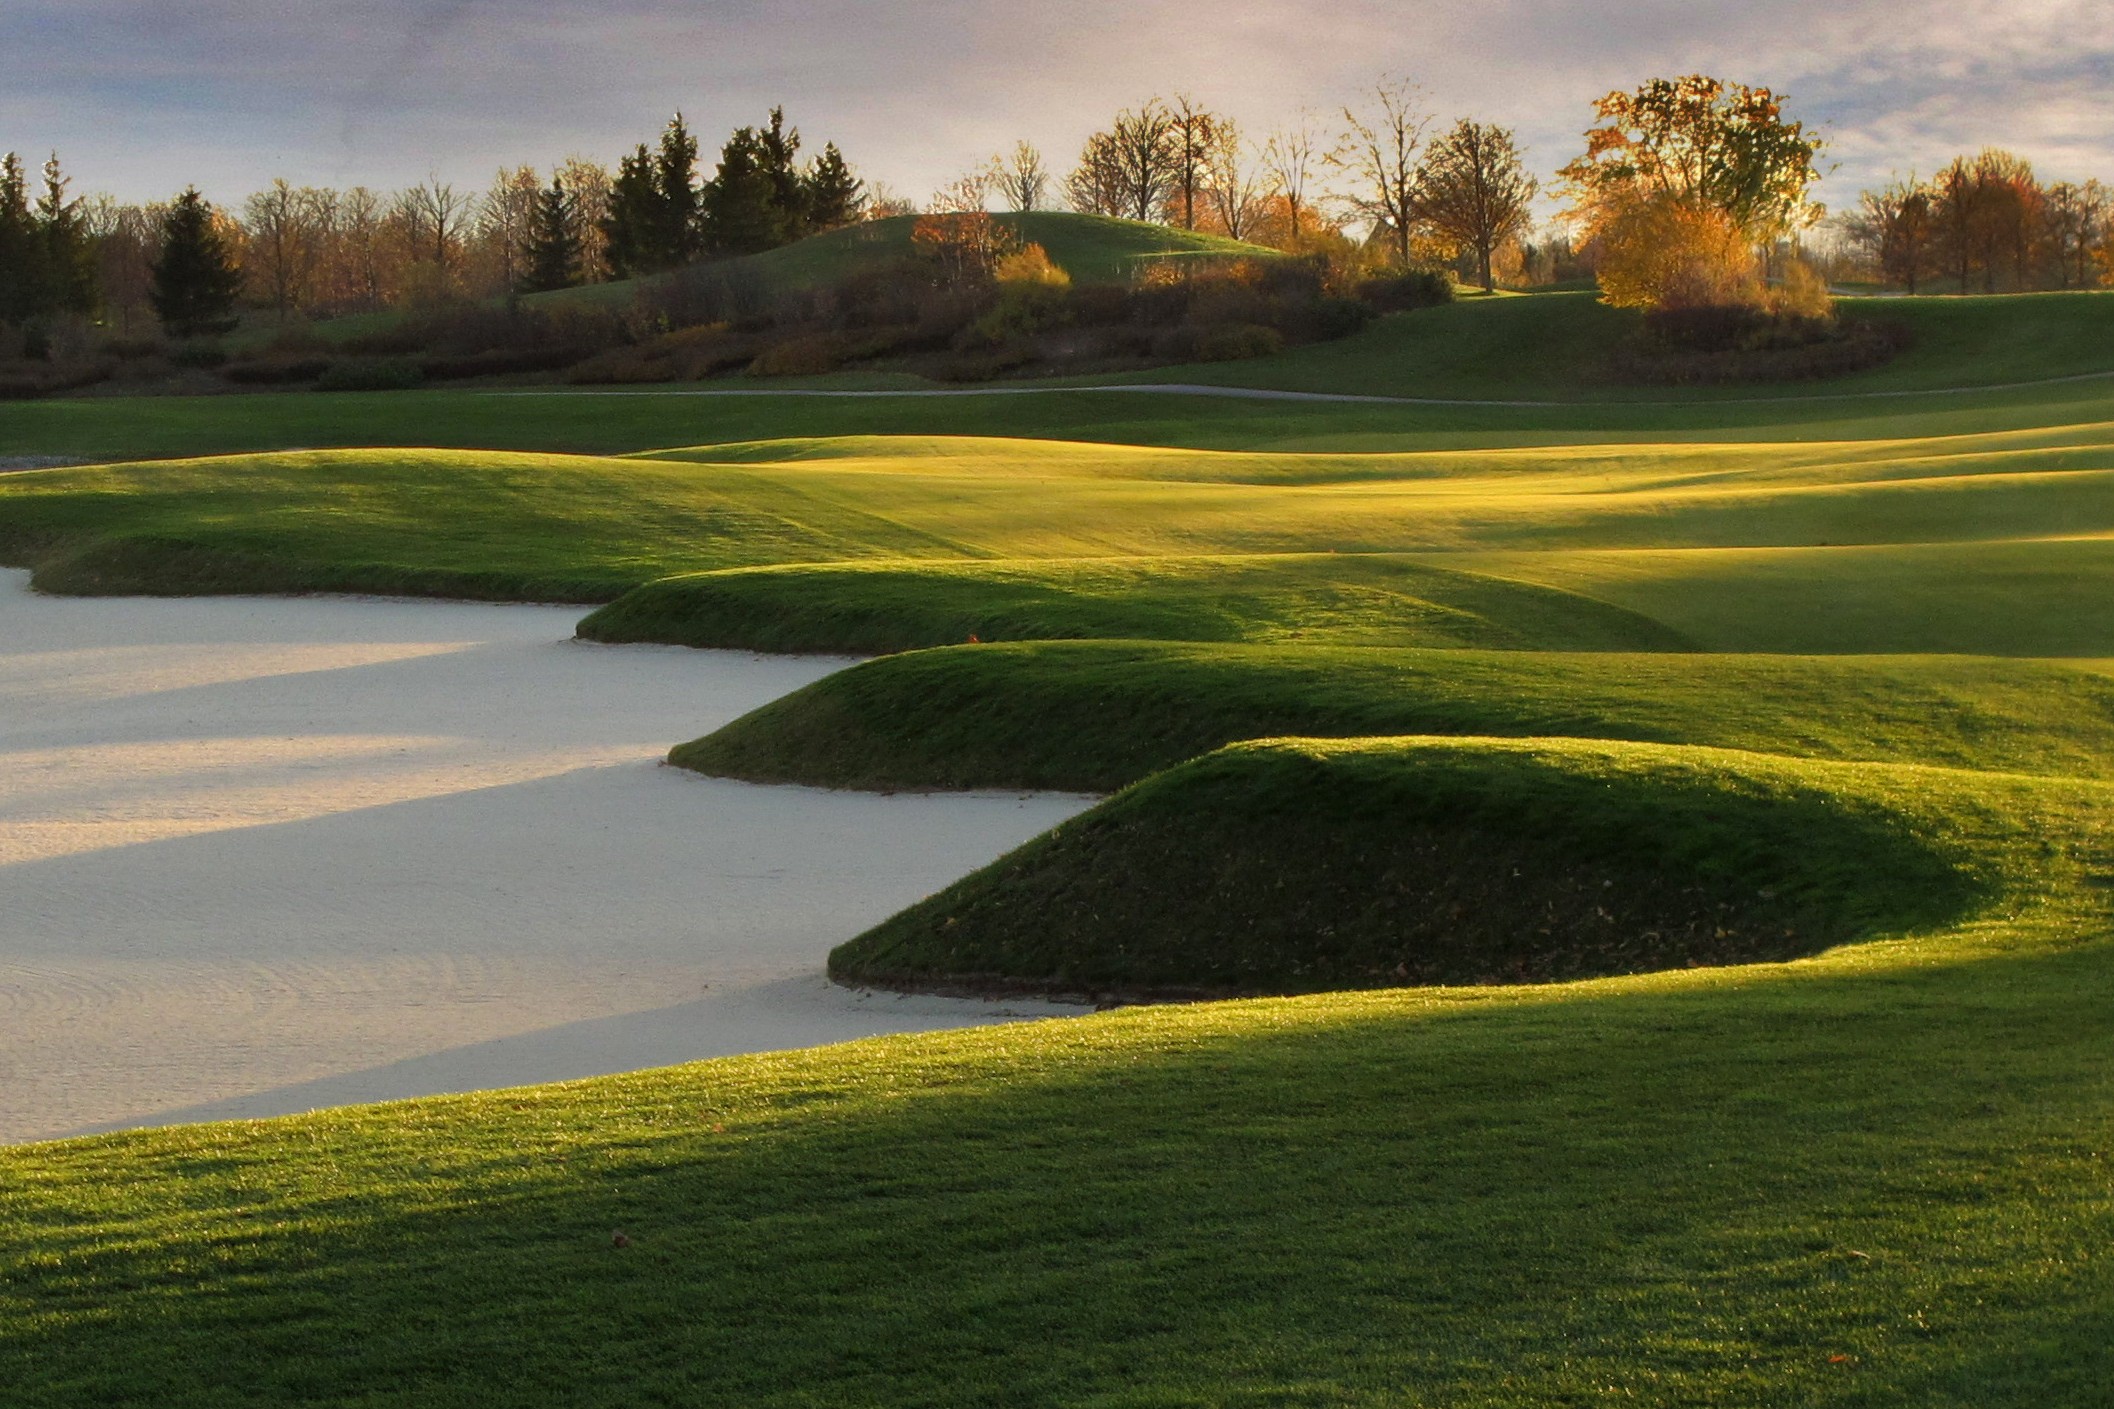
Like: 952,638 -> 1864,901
673,639 -> 2114,792
830,737 -> 1982,999
578,554 -> 1690,655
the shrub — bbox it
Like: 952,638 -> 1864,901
1357,269 -> 1455,313
167,341 -> 229,369
748,331 -> 855,378
222,356 -> 332,385
315,358 -> 424,392
1187,323 -> 1286,362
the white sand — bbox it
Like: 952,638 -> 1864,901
0,570 -> 1092,1144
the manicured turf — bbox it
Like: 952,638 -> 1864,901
672,640 -> 2114,791
829,736 -> 1984,996
6,288 -> 2114,1405
577,554 -> 1689,654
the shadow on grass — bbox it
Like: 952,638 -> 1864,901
7,930 -> 2114,1406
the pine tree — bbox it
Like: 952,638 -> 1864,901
601,145 -> 661,278
520,176 -> 580,293
37,154 -> 98,317
803,143 -> 865,232
758,107 -> 809,239
0,153 -> 49,327
149,188 -> 243,338
654,113 -> 702,266
700,127 -> 781,256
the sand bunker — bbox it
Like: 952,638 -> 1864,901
0,571 -> 1091,1144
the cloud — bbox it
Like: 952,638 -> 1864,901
5,0 -> 2110,215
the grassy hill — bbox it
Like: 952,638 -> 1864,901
7,289 -> 2114,1403
536,211 -> 1284,314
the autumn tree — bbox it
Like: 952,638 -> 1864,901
1414,119 -> 1537,291
990,142 -> 1050,213
1847,176 -> 1936,293
1330,77 -> 1428,269
1560,75 -> 1823,308
150,187 -> 243,337
2045,180 -> 2110,289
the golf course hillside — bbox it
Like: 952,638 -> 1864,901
7,285 -> 2114,1405
672,641 -> 2114,791
541,210 -> 1285,309
828,737 -> 1982,997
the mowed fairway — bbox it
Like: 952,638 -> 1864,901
4,296 -> 2114,1406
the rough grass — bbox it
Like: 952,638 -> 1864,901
577,554 -> 1689,655
672,640 -> 2114,792
829,737 -> 1985,997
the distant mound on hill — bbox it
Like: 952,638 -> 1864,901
540,212 -> 1284,312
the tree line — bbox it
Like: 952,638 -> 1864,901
6,76 -> 2114,355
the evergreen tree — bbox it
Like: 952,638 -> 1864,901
803,143 -> 865,232
701,127 -> 783,256
520,176 -> 580,293
36,154 -> 98,317
0,153 -> 49,327
758,107 -> 809,239
149,188 -> 243,338
601,144 -> 661,277
654,113 -> 702,266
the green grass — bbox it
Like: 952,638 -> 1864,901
671,640 -> 2114,792
530,211 -> 1285,315
8,288 -> 2114,1404
7,761 -> 2113,1403
830,736 -> 1985,996
577,554 -> 1689,654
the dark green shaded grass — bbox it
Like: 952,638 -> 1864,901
577,554 -> 1690,655
673,640 -> 2114,792
5,776 -> 2111,1406
1113,289 -> 2114,402
831,737 -> 1983,997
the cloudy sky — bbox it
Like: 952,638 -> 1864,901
7,0 -> 2111,217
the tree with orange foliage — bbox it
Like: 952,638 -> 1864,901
1560,75 -> 1823,309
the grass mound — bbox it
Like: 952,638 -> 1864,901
830,737 -> 1981,998
673,639 -> 2114,792
578,554 -> 1688,655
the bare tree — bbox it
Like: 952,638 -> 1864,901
1846,175 -> 1937,294
1415,118 -> 1537,291
1167,96 -> 1220,229
1329,77 -> 1429,268
2044,179 -> 2109,289
395,175 -> 468,272
475,166 -> 542,297
1263,110 -> 1325,248
243,179 -> 338,319
990,141 -> 1050,212
1203,120 -> 1269,241
556,155 -> 614,282
1069,102 -> 1179,222
336,186 -> 392,312
1065,130 -> 1129,217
